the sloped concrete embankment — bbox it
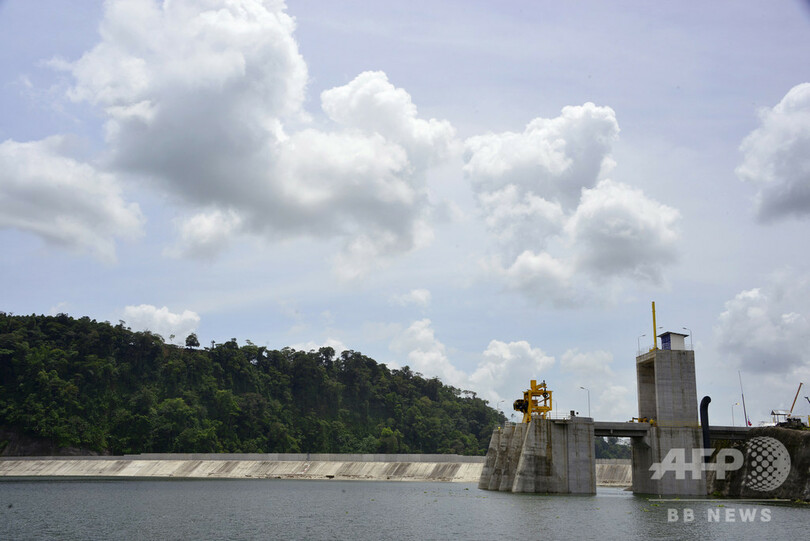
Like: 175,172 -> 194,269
0,454 -> 484,482
595,459 -> 632,487
0,452 -> 631,485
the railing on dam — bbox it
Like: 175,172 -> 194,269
0,453 -> 486,463
594,421 -> 750,441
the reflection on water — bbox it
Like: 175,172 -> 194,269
1,479 -> 807,540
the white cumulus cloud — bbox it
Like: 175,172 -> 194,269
0,136 -> 143,262
463,104 -> 679,305
391,288 -> 432,308
470,340 -> 555,404
164,209 -> 243,260
715,270 -> 810,374
389,319 -> 468,388
560,348 -> 614,377
289,338 -> 349,357
464,102 -> 619,210
737,83 -> 810,222
123,304 -> 200,343
321,70 -> 457,170
390,319 -> 555,404
567,179 -> 680,283
57,2 -> 456,276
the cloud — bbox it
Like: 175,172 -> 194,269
477,184 -> 565,259
390,319 -> 555,404
715,269 -> 810,374
737,83 -> 810,221
289,338 -> 349,357
389,319 -> 468,388
596,384 -> 634,421
0,136 -> 143,262
122,304 -> 200,343
566,179 -> 679,283
163,209 -> 242,260
469,340 -> 555,403
59,2 -> 455,275
464,102 -> 619,210
321,70 -> 457,170
391,288 -> 432,308
463,105 -> 679,305
560,348 -> 614,377
493,250 -> 576,307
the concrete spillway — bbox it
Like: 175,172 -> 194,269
0,454 -> 483,483
0,454 -> 631,486
595,459 -> 633,487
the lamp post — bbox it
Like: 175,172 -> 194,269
683,327 -> 693,350
579,386 -> 591,418
732,402 -> 739,427
637,334 -> 646,354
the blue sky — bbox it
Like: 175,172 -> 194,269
2,0 -> 810,425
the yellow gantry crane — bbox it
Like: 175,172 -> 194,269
513,379 -> 553,423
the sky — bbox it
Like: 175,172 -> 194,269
2,0 -> 810,426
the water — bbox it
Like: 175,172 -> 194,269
1,479 -> 807,540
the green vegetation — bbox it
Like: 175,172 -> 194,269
595,436 -> 631,459
0,312 -> 503,455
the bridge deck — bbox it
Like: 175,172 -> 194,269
594,422 -> 750,440
594,421 -> 651,437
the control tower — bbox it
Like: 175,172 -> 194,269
631,304 -> 704,495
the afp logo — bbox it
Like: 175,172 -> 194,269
745,436 -> 791,491
650,436 -> 791,491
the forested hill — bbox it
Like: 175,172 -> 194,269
0,312 -> 503,456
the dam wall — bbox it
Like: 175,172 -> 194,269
0,454 -> 483,483
0,454 -> 630,485
595,459 -> 633,486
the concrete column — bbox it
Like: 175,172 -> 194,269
498,423 -> 526,491
631,426 -> 706,496
479,418 -> 595,494
478,428 -> 500,490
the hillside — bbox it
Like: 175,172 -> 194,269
0,312 -> 503,456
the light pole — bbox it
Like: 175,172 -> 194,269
637,334 -> 646,354
579,386 -> 591,418
683,327 -> 693,350
732,402 -> 739,427
496,399 -> 505,420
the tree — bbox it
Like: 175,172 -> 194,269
185,333 -> 200,348
0,312 -> 503,456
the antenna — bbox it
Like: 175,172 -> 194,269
651,301 -> 658,350
739,371 -> 751,427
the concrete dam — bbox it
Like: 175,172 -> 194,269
0,454 -> 484,482
0,453 -> 631,485
479,322 -> 810,501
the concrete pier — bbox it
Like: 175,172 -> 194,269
479,417 -> 596,494
631,346 -> 705,496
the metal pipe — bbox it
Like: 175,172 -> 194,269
700,396 -> 711,461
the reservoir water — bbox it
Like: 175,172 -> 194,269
1,479 -> 807,540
